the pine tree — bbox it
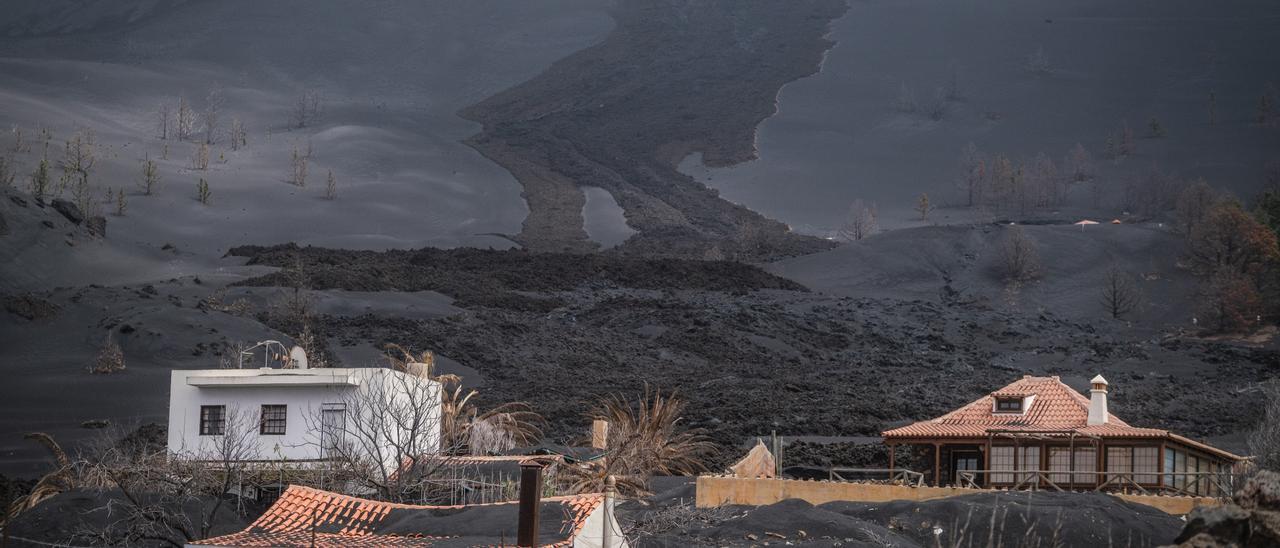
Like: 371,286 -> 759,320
914,193 -> 934,221
114,188 -> 126,217
196,178 -> 211,205
1147,117 -> 1165,138
140,155 -> 159,195
30,158 -> 50,203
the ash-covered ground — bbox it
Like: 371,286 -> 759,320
228,243 -> 1273,466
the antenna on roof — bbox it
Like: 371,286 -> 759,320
238,340 -> 290,369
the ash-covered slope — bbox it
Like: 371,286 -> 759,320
460,0 -> 846,259
770,222 -> 1202,327
232,245 -> 1272,464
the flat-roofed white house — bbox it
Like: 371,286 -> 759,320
167,349 -> 440,471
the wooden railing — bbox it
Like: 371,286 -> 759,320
828,467 -> 926,487
954,469 -> 1243,498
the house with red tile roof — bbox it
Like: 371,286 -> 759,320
189,484 -> 628,547
881,375 -> 1246,495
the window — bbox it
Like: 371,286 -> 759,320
1048,447 -> 1072,484
990,446 -> 1016,483
200,405 -> 226,436
1073,447 -> 1097,485
994,398 -> 1023,412
260,405 -> 287,435
1020,447 -> 1040,486
1107,446 -> 1132,484
1133,447 -> 1159,484
320,403 -> 346,456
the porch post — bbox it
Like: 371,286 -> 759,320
932,442 -> 941,487
984,434 -> 993,488
1068,434 -> 1076,489
888,443 -> 896,476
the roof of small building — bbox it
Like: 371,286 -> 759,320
882,375 -> 1243,461
191,485 -> 605,547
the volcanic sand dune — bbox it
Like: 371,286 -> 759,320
683,0 -> 1280,235
769,222 -> 1202,327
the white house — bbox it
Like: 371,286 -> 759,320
167,354 -> 440,470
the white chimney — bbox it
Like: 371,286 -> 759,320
1087,374 -> 1109,426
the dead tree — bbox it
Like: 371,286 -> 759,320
80,409 -> 260,546
291,90 -> 323,129
202,88 -> 225,145
304,368 -> 450,502
1174,179 -> 1217,236
838,199 -> 877,241
229,117 -> 247,151
997,225 -> 1040,282
959,142 -> 985,207
156,102 -> 172,140
1066,143 -> 1092,182
139,155 -> 160,196
289,145 -> 308,186
176,96 -> 195,142
324,170 -> 337,200
1249,380 -> 1280,472
1100,264 -> 1142,319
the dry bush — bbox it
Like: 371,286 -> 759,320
74,410 -> 260,546
562,386 -> 716,496
139,155 -> 160,195
1174,180 -> 1218,236
324,169 -> 337,200
1,433 -> 75,529
1187,201 -> 1279,276
90,336 -> 125,374
1196,269 -> 1263,333
838,199 -> 877,241
1249,380 -> 1280,473
996,226 -> 1040,283
0,156 -> 15,191
291,90 -> 323,128
192,143 -> 210,171
288,145 -> 308,186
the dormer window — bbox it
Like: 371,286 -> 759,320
995,397 -> 1023,413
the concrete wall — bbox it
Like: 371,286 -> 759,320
695,475 -> 1219,515
168,367 -> 440,470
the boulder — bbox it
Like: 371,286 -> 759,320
1170,471 -> 1280,547
50,199 -> 83,225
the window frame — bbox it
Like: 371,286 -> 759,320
259,404 -> 288,436
199,405 -> 226,436
994,397 -> 1023,413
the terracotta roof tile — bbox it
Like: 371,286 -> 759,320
883,376 -> 1132,439
192,485 -> 606,547
881,375 -> 1244,461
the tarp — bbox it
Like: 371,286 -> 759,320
729,439 -> 777,479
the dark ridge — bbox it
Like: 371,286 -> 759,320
227,244 -> 808,311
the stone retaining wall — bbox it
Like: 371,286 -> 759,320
695,475 -> 1219,515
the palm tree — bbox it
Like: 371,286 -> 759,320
383,344 -> 543,455
563,386 -> 716,496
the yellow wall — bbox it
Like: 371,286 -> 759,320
695,475 -> 1219,515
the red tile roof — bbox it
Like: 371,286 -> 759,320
191,485 -> 605,547
882,375 -> 1243,461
